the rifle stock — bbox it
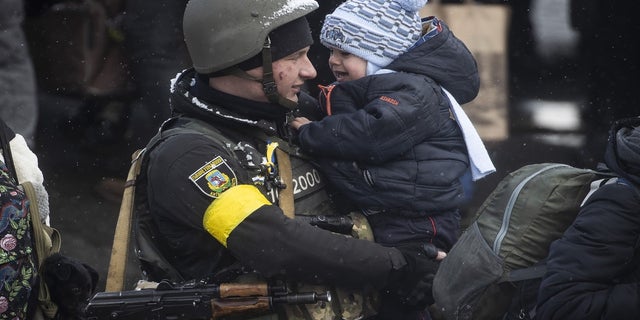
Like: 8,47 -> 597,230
84,281 -> 330,320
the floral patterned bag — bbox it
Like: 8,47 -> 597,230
0,119 -> 59,319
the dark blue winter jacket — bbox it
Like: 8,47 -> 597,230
295,19 -> 478,215
536,117 -> 640,319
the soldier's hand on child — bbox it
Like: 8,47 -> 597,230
289,117 -> 312,130
388,243 -> 446,310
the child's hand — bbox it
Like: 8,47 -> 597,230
289,117 -> 311,130
421,243 -> 447,261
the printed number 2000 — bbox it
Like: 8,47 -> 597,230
292,170 -> 321,194
267,169 -> 322,203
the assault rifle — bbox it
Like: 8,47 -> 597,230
84,280 -> 331,319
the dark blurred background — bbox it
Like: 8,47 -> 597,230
6,0 -> 637,291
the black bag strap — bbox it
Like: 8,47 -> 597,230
0,119 -> 18,180
504,264 -> 547,283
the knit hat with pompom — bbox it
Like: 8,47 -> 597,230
320,0 -> 428,68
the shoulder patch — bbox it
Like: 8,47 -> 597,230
189,156 -> 237,198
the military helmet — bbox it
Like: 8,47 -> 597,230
183,0 -> 319,74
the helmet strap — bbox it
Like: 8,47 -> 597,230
212,37 -> 298,110
219,67 -> 262,81
260,37 -> 298,110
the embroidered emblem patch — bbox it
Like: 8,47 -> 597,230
189,156 -> 237,198
323,27 -> 346,43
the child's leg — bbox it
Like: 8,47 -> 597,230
367,211 -> 460,320
366,210 -> 461,251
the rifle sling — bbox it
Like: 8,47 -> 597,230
275,148 -> 295,218
106,149 -> 144,292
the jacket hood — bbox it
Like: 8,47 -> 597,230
169,68 -> 321,138
169,68 -> 286,135
604,116 -> 640,186
386,17 -> 480,104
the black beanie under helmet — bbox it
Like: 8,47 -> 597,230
235,16 -> 314,71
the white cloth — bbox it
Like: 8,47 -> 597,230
442,88 -> 496,181
8,134 -> 44,185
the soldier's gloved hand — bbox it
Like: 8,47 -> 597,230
386,243 -> 443,310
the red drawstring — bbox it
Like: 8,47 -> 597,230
428,216 -> 436,243
317,84 -> 336,116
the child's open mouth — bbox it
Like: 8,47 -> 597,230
333,71 -> 348,81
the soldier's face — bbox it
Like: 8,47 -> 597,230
270,46 -> 317,103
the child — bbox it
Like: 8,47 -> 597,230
291,1 -> 495,317
291,3 -> 495,315
291,0 -> 494,255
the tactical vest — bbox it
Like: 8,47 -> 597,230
133,116 -> 378,320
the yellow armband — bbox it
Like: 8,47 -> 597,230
203,185 -> 270,247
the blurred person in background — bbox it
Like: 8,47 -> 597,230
0,0 -> 39,148
122,0 -> 191,147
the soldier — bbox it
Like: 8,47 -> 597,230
134,0 -> 440,319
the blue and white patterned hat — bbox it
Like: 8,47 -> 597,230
320,0 -> 428,68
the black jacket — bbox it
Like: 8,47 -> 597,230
142,69 -> 407,287
295,18 -> 476,214
536,117 -> 640,319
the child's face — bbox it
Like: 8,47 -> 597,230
327,48 -> 367,82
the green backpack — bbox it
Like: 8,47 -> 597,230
431,163 -> 617,320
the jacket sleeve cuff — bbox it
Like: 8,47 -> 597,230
203,185 -> 271,247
